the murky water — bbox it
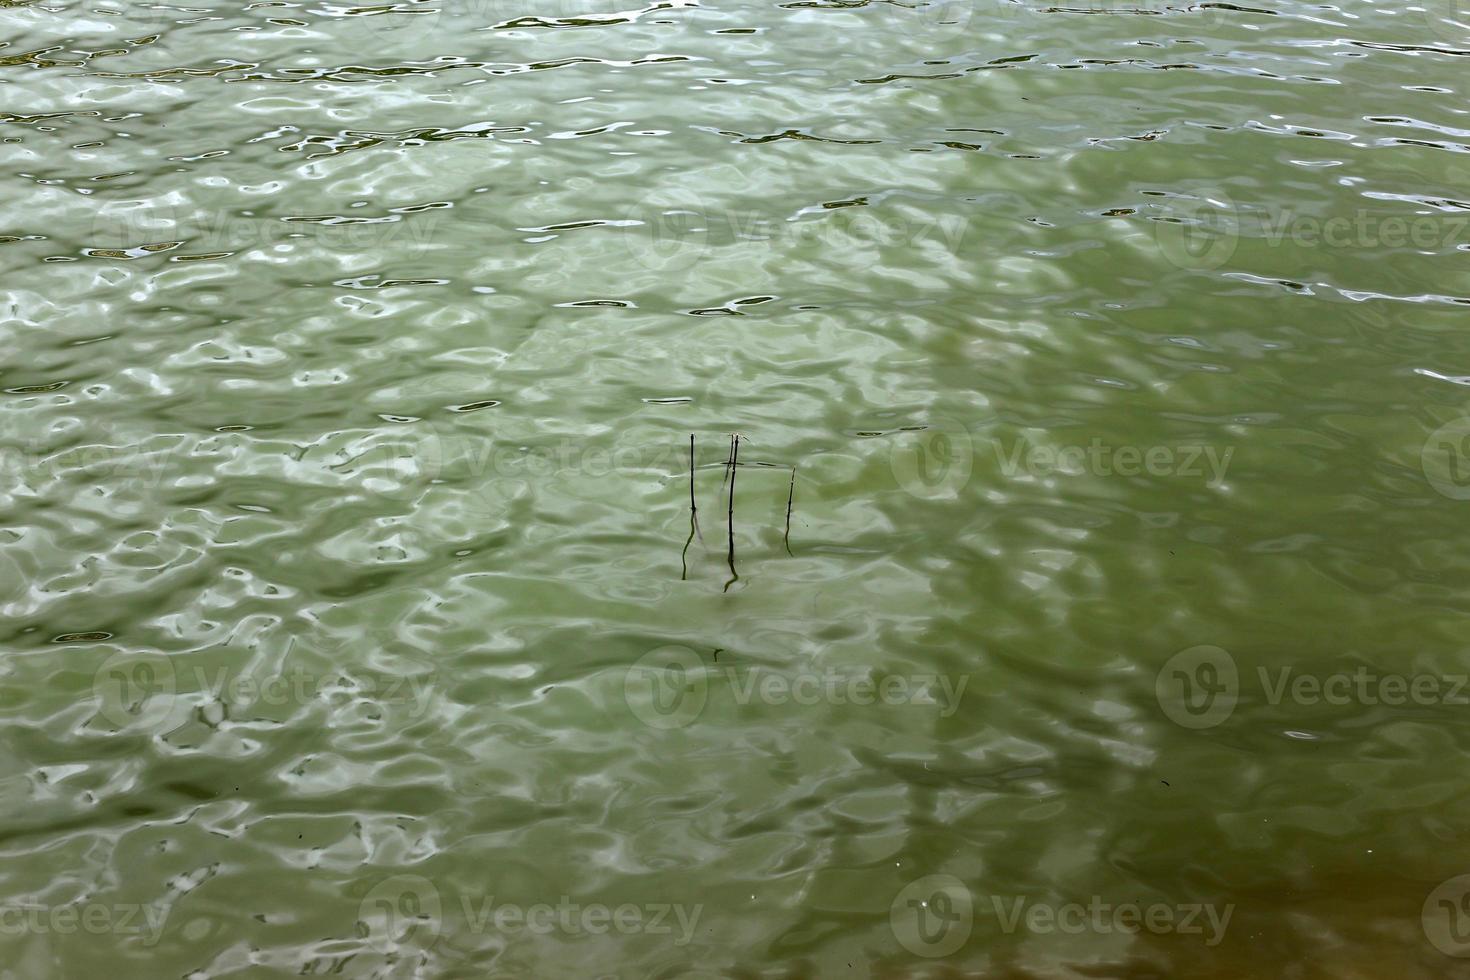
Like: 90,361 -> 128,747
2,0 -> 1470,975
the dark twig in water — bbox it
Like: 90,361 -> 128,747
724,434 -> 740,592
720,432 -> 735,500
679,433 -> 793,586
784,466 -> 796,556
727,436 -> 738,560
681,434 -> 700,580
681,516 -> 695,581
689,434 -> 702,544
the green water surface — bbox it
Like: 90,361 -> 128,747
2,0 -> 1470,976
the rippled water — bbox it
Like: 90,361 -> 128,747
3,0 -> 1470,975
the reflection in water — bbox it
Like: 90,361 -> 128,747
681,433 -> 703,582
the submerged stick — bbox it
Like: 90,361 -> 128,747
681,435 -> 699,580
724,434 -> 740,592
727,435 -> 738,563
720,432 -> 735,499
689,434 -> 702,544
681,514 -> 694,580
784,466 -> 796,556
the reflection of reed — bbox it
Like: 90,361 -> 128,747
689,435 -> 698,527
680,434 -> 699,581
720,431 -> 735,498
784,466 -> 796,557
681,433 -> 796,589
